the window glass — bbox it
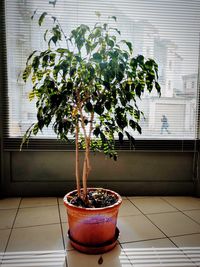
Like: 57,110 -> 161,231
5,0 -> 200,139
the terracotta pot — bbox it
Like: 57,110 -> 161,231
63,188 -> 122,254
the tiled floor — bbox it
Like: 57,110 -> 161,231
0,196 -> 200,266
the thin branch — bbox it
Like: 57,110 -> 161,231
82,157 -> 88,198
75,124 -> 81,197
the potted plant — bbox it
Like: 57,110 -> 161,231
22,11 -> 161,254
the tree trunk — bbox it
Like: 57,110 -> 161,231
82,137 -> 91,202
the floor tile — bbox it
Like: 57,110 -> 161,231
171,233 -> 200,246
59,204 -> 68,223
6,224 -> 64,252
14,206 -> 60,228
66,245 -> 131,267
20,197 -> 57,208
163,197 -> 200,211
184,210 -> 200,224
121,238 -> 175,249
0,210 -> 17,230
0,198 -> 21,210
117,215 -> 164,243
118,199 -> 142,217
147,212 -> 200,237
129,197 -> 177,214
0,229 -> 11,252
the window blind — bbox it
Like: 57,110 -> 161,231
4,0 -> 200,140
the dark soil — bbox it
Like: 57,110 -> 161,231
67,188 -> 118,208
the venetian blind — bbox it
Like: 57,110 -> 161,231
5,0 -> 200,139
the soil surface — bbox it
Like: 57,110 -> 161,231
67,188 -> 118,208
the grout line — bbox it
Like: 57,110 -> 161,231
117,242 -> 133,266
19,204 -> 58,209
57,197 -> 68,267
3,198 -> 22,254
161,197 -> 200,226
0,207 -> 22,211
167,231 -> 200,238
182,211 -> 200,227
11,222 -> 63,229
119,246 -> 133,266
118,209 -> 180,219
119,236 -> 175,246
161,197 -> 195,211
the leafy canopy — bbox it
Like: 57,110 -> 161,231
22,12 -> 161,159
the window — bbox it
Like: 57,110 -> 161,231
5,0 -> 200,139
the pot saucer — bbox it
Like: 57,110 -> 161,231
68,227 -> 119,254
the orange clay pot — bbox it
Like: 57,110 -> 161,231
63,188 -> 122,254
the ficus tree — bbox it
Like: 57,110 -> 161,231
22,11 -> 161,204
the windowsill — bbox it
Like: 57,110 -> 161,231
3,137 -> 199,152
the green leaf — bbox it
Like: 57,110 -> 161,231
22,65 -> 31,82
92,53 -> 102,62
67,81 -> 73,90
51,16 -> 57,23
105,101 -> 111,111
116,71 -> 124,82
118,132 -> 123,144
155,81 -> 161,96
31,9 -> 37,20
38,12 -> 48,26
32,56 -> 40,71
110,28 -> 121,35
116,116 -> 127,130
94,103 -> 104,115
44,29 -> 48,41
33,123 -> 39,135
137,55 -> 144,65
134,110 -> 140,120
70,67 -> 76,77
110,16 -> 117,21
100,131 -> 106,142
36,70 -> 44,81
121,40 -> 133,53
107,39 -> 114,48
52,36 -> 58,45
125,131 -> 135,145
26,50 -> 38,65
85,101 -> 93,112
129,120 -> 136,129
29,91 -> 35,101
93,127 -> 100,137
56,48 -> 68,53
136,124 -> 142,134
103,23 -> 108,30
135,83 -> 143,98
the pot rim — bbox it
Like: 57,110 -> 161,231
63,188 -> 122,212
